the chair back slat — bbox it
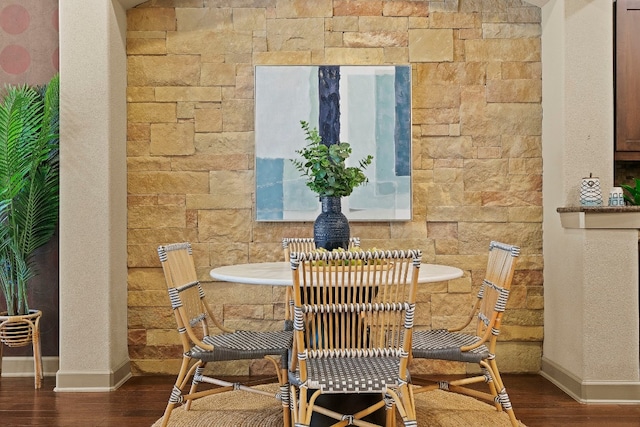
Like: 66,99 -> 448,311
475,241 -> 519,339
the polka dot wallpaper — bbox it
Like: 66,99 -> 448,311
0,0 -> 59,86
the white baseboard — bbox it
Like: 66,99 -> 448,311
1,356 -> 59,377
541,357 -> 640,403
2,356 -> 133,392
54,359 -> 131,392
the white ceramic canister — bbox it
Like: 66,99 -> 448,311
580,174 -> 603,206
608,187 -> 624,206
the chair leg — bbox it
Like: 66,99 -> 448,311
385,387 -> 417,427
160,384 -> 183,427
279,380 -> 291,427
160,354 -> 194,427
384,393 -> 396,427
298,387 -> 316,427
263,355 -> 293,427
481,359 -> 518,427
289,384 -> 299,426
184,363 -> 206,410
476,363 -> 501,412
32,327 -> 43,389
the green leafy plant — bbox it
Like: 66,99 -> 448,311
0,74 -> 59,315
291,120 -> 373,197
621,178 -> 640,205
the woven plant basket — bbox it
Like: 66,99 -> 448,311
0,309 -> 43,389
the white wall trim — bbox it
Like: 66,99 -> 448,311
54,359 -> 131,392
541,357 -> 640,404
1,356 -> 59,377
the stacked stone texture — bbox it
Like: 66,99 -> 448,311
126,0 -> 543,376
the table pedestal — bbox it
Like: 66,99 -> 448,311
309,393 -> 386,426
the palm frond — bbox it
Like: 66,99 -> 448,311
0,75 -> 59,315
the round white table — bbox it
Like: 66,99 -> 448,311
210,261 -> 463,285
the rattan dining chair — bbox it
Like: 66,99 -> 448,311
411,241 -> 520,427
282,237 -> 361,327
157,242 -> 293,427
282,236 -> 361,258
288,249 -> 421,427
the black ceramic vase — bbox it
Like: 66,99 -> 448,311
313,196 -> 350,251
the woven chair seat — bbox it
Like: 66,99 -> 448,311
412,329 -> 489,363
191,330 -> 292,362
290,355 -> 402,393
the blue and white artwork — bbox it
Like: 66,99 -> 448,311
255,65 -> 412,221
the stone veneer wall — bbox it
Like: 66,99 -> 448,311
126,0 -> 543,376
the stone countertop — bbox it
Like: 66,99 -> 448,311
557,206 -> 640,213
557,206 -> 640,229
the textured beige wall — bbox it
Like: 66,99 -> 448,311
57,0 -> 131,391
541,1 -> 640,403
126,0 -> 544,376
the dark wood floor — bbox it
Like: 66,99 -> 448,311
1,374 -> 640,426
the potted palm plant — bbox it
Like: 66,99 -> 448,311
621,178 -> 640,205
0,74 -> 59,388
291,120 -> 373,250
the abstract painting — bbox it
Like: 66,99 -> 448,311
255,65 -> 411,221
